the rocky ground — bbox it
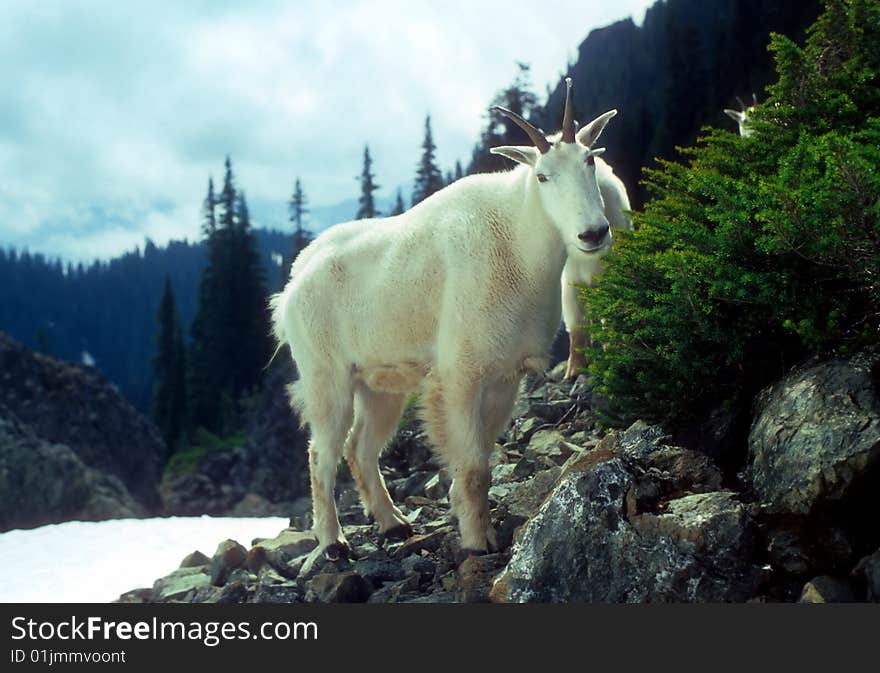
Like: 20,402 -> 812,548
120,351 -> 880,604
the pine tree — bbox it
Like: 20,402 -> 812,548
356,145 -> 380,219
282,178 -> 312,281
411,115 -> 444,206
188,215 -> 225,433
152,275 -> 186,457
289,178 -> 308,238
218,156 -> 236,231
229,190 -> 272,400
171,318 -> 186,435
201,178 -> 216,238
454,160 -> 464,181
188,157 -> 271,436
392,189 -> 405,216
468,63 -> 541,174
235,191 -> 250,232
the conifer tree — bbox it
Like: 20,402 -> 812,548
189,237 -> 224,430
356,145 -> 380,219
468,63 -> 540,174
229,190 -> 272,399
188,157 -> 271,436
411,115 -> 444,206
201,178 -> 216,238
282,177 -> 312,282
218,156 -> 236,232
152,275 -> 186,457
392,189 -> 405,216
289,178 -> 309,247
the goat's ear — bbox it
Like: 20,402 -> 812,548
576,109 -> 617,148
490,145 -> 540,166
724,109 -> 743,122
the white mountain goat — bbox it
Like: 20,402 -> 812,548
560,158 -> 632,379
271,78 -> 618,561
724,94 -> 757,137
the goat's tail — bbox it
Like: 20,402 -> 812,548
264,288 -> 292,370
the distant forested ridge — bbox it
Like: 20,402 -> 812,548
0,229 -> 292,411
536,0 -> 821,208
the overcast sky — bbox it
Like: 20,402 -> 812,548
0,0 -> 655,262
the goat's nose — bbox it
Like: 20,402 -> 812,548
578,222 -> 610,247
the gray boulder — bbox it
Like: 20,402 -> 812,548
798,575 -> 858,603
210,539 -> 248,586
248,529 -> 317,577
0,332 -> 162,509
0,410 -> 144,531
306,571 -> 371,603
153,566 -> 212,602
491,451 -> 762,603
747,352 -> 880,516
179,551 -> 210,568
851,549 -> 880,601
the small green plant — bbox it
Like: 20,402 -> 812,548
164,427 -> 246,478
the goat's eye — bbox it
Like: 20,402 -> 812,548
586,155 -> 595,166
537,173 -> 548,183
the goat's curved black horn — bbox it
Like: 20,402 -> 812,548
492,105 -> 551,153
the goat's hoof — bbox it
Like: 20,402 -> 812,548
382,522 -> 414,542
323,541 -> 350,562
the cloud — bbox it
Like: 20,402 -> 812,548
0,0 -> 655,262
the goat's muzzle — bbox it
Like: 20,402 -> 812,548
577,223 -> 610,252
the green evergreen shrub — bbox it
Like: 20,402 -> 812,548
584,0 -> 880,426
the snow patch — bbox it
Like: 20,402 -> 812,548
0,516 -> 289,603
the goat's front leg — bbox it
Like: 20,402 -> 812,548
565,326 -> 588,380
448,461 -> 493,556
562,276 -> 590,380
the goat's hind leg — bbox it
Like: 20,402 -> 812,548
344,385 -> 412,541
295,371 -> 354,563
